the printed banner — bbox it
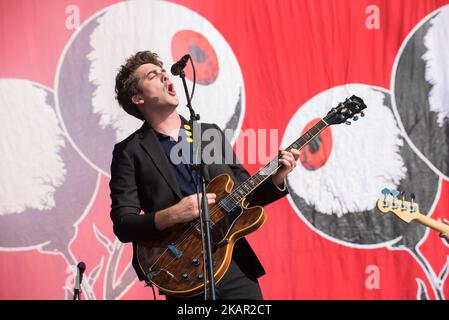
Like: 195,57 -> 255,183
0,0 -> 448,299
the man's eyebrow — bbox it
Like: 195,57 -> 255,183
145,68 -> 165,78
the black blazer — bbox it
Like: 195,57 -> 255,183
109,121 -> 288,281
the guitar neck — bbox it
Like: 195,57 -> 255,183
227,119 -> 329,204
415,214 -> 449,234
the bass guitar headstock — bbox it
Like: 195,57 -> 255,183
376,188 -> 421,223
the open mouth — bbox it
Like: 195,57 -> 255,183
167,83 -> 176,96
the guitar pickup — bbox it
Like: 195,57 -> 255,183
168,243 -> 182,259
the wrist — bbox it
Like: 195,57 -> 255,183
271,176 -> 287,192
271,175 -> 284,188
155,205 -> 177,230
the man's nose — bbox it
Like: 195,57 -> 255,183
161,71 -> 168,82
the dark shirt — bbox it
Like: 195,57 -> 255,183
154,117 -> 198,197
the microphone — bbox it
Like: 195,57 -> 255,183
74,261 -> 86,296
171,54 -> 190,76
78,261 -> 86,285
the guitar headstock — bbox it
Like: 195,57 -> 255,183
323,95 -> 367,126
376,188 -> 421,223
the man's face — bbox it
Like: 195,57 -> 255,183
133,63 -> 179,110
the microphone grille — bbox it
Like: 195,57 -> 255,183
77,261 -> 86,272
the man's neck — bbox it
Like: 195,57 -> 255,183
145,109 -> 181,140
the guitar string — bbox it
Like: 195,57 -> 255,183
148,155 -> 299,274
147,160 -> 281,274
148,123 -> 329,275
148,122 -> 330,275
162,105 -> 360,261
148,105 -> 366,287
150,157 -> 296,281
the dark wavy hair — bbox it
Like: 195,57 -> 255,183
114,51 -> 163,120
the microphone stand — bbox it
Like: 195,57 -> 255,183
73,289 -> 81,300
177,67 -> 216,300
73,266 -> 81,300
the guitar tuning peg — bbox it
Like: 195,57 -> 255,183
391,190 -> 400,209
360,111 -> 365,117
400,191 -> 408,211
381,187 -> 391,207
391,190 -> 400,198
345,121 -> 351,125
410,192 -> 416,212
353,116 -> 359,121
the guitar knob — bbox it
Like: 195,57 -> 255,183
353,116 -> 358,121
391,189 -> 400,209
182,273 -> 191,281
192,258 -> 200,266
198,274 -> 204,282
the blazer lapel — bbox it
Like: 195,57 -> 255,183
138,122 -> 183,199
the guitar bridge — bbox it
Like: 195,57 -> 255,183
161,268 -> 179,283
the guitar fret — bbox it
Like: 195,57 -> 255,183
221,119 -> 329,213
288,120 -> 328,151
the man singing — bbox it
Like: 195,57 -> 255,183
109,51 -> 300,299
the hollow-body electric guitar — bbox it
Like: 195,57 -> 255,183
137,95 -> 367,297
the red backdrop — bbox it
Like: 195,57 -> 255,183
1,0 -> 449,299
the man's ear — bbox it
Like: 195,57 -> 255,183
131,95 -> 144,105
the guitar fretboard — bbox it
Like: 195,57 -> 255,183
219,119 -> 329,212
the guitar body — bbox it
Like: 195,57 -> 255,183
136,173 -> 266,297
